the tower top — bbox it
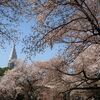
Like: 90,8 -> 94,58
8,44 -> 17,68
9,44 -> 17,61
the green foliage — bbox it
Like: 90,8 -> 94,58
0,67 -> 10,76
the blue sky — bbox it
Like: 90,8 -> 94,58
0,18 -> 61,67
0,43 -> 60,67
0,0 -> 69,67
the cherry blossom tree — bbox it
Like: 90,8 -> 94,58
23,0 -> 100,55
22,1 -> 100,99
0,61 -> 45,100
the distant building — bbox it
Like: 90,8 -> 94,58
8,44 -> 17,68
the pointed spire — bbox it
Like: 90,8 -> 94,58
8,43 -> 17,68
9,44 -> 17,61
